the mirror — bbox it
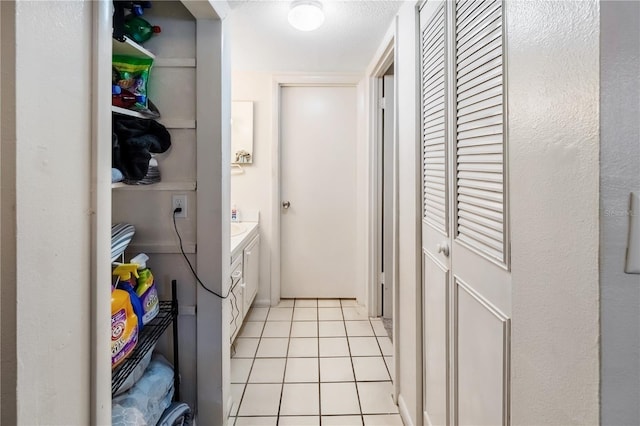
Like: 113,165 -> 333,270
231,101 -> 254,164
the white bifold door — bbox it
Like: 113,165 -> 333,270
420,1 -> 511,425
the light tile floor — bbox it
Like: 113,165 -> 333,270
229,299 -> 402,426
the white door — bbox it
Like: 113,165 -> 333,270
280,85 -> 358,298
420,2 -> 451,424
421,1 -> 511,425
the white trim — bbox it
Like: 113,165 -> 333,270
91,1 -> 113,423
391,15 -> 402,408
399,394 -> 415,426
195,17 -> 230,423
252,298 -> 271,308
370,76 -> 379,316
366,16 -> 401,405
270,79 -> 281,307
270,74 -> 361,307
275,73 -> 361,86
415,2 -> 428,423
367,26 -> 397,318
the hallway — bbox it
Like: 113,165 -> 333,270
229,299 -> 402,425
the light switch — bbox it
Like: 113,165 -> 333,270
625,192 -> 640,274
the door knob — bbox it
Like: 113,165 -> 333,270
282,201 -> 291,209
437,242 -> 450,257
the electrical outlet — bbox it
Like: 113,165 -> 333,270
172,194 -> 187,218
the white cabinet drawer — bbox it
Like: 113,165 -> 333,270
242,235 -> 260,316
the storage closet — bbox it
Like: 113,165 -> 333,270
105,0 -> 230,422
111,1 -> 199,412
420,0 -> 511,425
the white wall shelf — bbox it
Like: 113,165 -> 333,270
112,108 -> 194,127
128,242 -> 197,254
112,181 -> 196,191
112,105 -> 158,119
113,36 -> 156,59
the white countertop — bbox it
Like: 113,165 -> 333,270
230,221 -> 259,261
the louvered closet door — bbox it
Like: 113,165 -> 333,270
420,2 -> 450,426
421,0 -> 512,425
451,1 -> 511,425
422,0 -> 447,233
455,0 -> 505,261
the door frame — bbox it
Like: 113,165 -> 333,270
380,73 -> 395,319
365,18 -> 400,402
367,26 -> 397,319
270,74 -> 361,306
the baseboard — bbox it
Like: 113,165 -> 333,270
226,395 -> 234,420
424,411 -> 434,426
253,298 -> 271,308
398,394 -> 415,426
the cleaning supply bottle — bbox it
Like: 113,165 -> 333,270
231,204 -> 239,222
111,287 -> 138,368
130,253 -> 160,325
113,263 -> 145,331
124,15 -> 161,44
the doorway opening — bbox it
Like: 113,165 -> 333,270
378,65 -> 395,338
278,82 -> 359,299
367,28 -> 398,395
270,75 -> 362,304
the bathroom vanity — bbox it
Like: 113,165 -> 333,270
230,222 -> 260,341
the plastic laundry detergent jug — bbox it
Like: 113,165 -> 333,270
111,287 -> 139,368
113,263 -> 145,331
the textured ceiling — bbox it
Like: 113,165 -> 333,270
228,1 -> 404,73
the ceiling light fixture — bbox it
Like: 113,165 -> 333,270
288,0 -> 325,32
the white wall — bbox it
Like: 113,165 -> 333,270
231,71 -> 273,305
196,17 -> 233,424
10,1 -> 93,423
355,79 -> 368,306
507,1 -> 600,424
0,2 -> 228,423
600,1 -> 640,424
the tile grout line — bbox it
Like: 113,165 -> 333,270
276,304 -> 295,424
238,301 -> 391,424
235,307 -> 269,421
370,317 -> 393,381
316,299 -> 322,426
341,300 -> 366,424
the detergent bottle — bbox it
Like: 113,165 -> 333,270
113,263 -> 145,332
111,287 -> 138,368
130,253 -> 160,325
124,16 -> 161,44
